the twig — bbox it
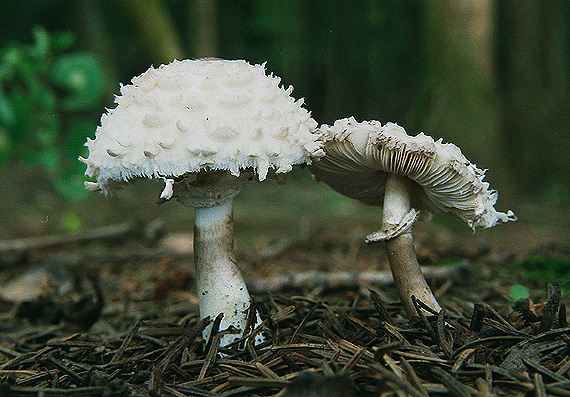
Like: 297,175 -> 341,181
451,348 -> 476,373
533,373 -> 547,397
198,335 -> 220,381
289,302 -> 321,344
436,309 -> 453,357
255,362 -> 279,379
226,377 -> 290,388
523,357 -> 567,382
165,384 -> 217,397
450,336 -> 527,362
0,347 -> 54,370
247,262 -> 474,294
430,366 -> 477,397
342,346 -> 368,373
399,357 -> 429,397
41,356 -> 83,384
156,318 -> 210,372
370,362 -> 425,397
369,289 -> 394,325
412,296 -> 437,341
0,220 -> 164,256
470,303 -> 487,332
485,303 -> 528,336
0,385 -> 108,396
538,282 -> 561,333
110,319 -> 142,363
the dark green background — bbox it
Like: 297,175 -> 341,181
1,0 -> 569,204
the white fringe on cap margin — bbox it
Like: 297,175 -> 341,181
313,117 -> 516,230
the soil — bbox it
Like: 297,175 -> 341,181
0,167 -> 569,396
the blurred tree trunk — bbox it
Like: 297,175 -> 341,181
120,0 -> 184,64
405,0 -> 518,202
322,0 -> 352,123
321,0 -> 424,124
74,0 -> 119,96
495,0 -> 570,202
191,0 -> 218,58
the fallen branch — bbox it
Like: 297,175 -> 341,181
0,220 -> 164,258
246,261 -> 474,294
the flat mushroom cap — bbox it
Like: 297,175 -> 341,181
310,117 -> 516,229
82,59 -> 323,194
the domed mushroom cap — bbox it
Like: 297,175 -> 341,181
82,59 -> 323,193
310,117 -> 516,229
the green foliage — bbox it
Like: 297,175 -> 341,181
52,53 -> 105,111
0,26 -> 105,200
61,209 -> 84,233
508,284 -> 530,301
515,255 -> 570,287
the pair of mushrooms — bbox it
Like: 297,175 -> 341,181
82,59 -> 515,345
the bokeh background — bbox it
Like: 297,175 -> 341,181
0,0 -> 568,249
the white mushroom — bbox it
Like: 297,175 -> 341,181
310,117 -> 516,316
81,59 -> 323,345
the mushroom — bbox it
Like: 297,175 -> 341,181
80,59 -> 323,345
309,117 -> 516,316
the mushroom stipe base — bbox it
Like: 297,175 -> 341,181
194,199 -> 254,346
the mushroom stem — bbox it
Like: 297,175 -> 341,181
194,198 -> 252,345
383,174 -> 442,316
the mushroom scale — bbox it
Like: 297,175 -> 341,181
82,59 -> 323,193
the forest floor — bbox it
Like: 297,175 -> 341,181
0,167 -> 569,396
